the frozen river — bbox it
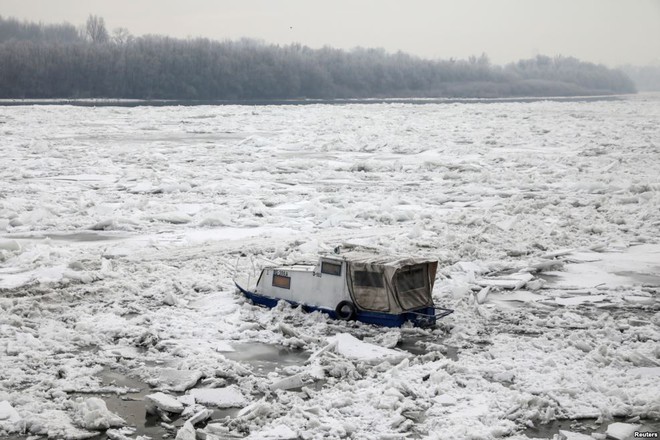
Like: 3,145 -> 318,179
0,95 -> 659,439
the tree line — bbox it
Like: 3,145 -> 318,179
0,15 -> 636,100
620,64 -> 660,91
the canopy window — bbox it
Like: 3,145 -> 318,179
394,265 -> 433,310
349,266 -> 390,312
354,270 -> 384,288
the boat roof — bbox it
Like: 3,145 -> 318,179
264,248 -> 438,272
320,250 -> 437,269
272,264 -> 315,271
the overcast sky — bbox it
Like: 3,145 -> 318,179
3,0 -> 659,66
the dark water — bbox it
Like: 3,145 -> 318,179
89,369 -> 168,439
224,342 -> 310,375
397,336 -> 459,360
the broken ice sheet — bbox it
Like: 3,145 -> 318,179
554,294 -> 608,306
0,400 -> 21,433
558,430 -> 593,440
328,333 -> 411,365
145,392 -> 184,414
143,368 -> 203,392
189,386 -> 248,408
477,272 -> 534,290
605,422 -> 641,440
246,424 -> 298,439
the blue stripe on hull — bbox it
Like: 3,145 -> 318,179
235,283 -> 438,328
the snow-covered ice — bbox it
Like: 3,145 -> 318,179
328,332 -> 411,364
144,392 -> 184,414
1,95 -> 659,438
188,386 -> 247,408
74,397 -> 125,430
605,422 -> 641,440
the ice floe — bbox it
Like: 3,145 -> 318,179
189,386 -> 247,408
145,392 -> 184,414
328,332 -> 411,364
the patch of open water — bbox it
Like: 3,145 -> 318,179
397,336 -> 459,360
223,342 -> 310,375
90,343 -> 308,439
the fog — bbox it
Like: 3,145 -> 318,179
2,0 -> 659,67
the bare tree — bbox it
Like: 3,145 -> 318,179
85,15 -> 108,43
112,27 -> 132,45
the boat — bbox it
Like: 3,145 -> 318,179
234,250 -> 453,327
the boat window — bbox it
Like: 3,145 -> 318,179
350,267 -> 389,311
354,270 -> 384,288
272,274 -> 291,289
395,266 -> 431,310
396,267 -> 426,293
321,261 -> 342,276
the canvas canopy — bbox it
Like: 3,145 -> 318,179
342,252 -> 437,314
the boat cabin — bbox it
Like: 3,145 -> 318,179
235,252 -> 452,327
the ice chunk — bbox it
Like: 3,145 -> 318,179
247,424 -> 298,439
189,386 -> 247,408
478,272 -> 534,290
151,212 -> 192,224
150,368 -> 203,392
494,215 -> 518,231
454,261 -> 488,274
237,400 -> 272,420
558,430 -> 593,440
623,296 -> 655,305
106,428 -> 134,440
76,397 -> 125,430
488,290 -> 545,303
555,294 -> 607,306
174,421 -> 196,440
0,401 -> 21,432
178,394 -> 195,407
618,350 -> 659,367
541,248 -> 575,259
434,394 -> 457,406
202,423 -> 236,438
0,239 -> 20,252
329,333 -> 410,365
198,211 -> 231,227
528,259 -> 565,272
269,374 -> 306,391
145,392 -> 184,414
475,286 -> 491,304
628,367 -> 660,377
103,345 -> 142,360
605,422 -> 640,440
129,181 -> 155,194
186,408 -> 212,425
269,365 -> 325,391
89,219 -> 116,231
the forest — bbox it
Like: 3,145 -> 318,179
0,15 -> 636,100
620,64 -> 660,91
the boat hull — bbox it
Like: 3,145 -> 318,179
235,283 -> 440,328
